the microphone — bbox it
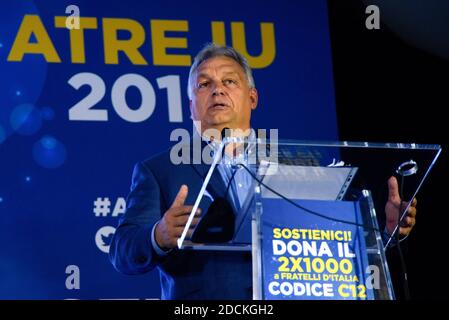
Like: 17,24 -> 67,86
220,127 -> 231,159
177,127 -> 231,248
221,127 -> 230,140
190,126 -> 235,244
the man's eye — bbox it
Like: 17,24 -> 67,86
198,82 -> 209,88
223,79 -> 236,85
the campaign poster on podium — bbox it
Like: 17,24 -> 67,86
261,199 -> 375,300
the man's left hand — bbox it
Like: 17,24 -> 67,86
385,176 -> 417,237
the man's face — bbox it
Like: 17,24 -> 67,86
189,56 -> 258,136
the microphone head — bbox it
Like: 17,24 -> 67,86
221,127 -> 230,141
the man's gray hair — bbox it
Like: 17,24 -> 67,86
187,43 -> 255,99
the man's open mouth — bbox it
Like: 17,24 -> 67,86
209,103 -> 229,109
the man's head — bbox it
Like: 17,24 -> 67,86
188,44 -> 258,138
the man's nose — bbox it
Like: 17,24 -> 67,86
212,83 -> 225,96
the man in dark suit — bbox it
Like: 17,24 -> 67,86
109,44 -> 417,300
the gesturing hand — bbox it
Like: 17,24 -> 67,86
385,176 -> 417,237
155,185 -> 201,249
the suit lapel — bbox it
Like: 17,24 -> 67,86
190,161 -> 227,199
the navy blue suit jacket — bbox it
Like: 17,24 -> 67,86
109,144 -> 253,300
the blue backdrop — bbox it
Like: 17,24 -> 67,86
0,0 -> 338,299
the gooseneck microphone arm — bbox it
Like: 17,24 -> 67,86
177,128 -> 230,249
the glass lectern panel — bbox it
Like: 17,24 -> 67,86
177,139 -> 441,300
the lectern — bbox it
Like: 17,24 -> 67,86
177,139 -> 441,300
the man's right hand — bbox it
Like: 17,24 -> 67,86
155,184 -> 201,250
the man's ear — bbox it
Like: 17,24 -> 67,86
250,88 -> 258,110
